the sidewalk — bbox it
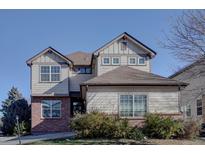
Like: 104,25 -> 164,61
0,132 -> 75,145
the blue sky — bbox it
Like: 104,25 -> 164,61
0,9 -> 186,104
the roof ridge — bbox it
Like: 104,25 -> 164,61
66,51 -> 92,56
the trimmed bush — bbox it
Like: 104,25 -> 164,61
70,112 -> 144,140
143,113 -> 184,139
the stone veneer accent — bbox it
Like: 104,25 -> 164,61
31,96 -> 70,133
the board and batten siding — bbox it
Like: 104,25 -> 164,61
86,86 -> 180,115
31,52 -> 70,96
96,38 -> 151,76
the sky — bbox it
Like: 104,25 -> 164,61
0,9 -> 187,105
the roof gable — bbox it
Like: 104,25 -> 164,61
93,32 -> 157,58
26,47 -> 73,66
169,58 -> 205,79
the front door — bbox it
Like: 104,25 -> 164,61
71,97 -> 85,116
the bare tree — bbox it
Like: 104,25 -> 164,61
163,10 -> 205,63
163,10 -> 205,120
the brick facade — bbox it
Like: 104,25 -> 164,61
31,96 -> 70,133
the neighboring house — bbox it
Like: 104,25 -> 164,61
26,32 -> 187,133
170,59 -> 205,123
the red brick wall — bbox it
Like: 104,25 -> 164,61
31,96 -> 70,133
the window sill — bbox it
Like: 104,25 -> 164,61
128,64 -> 137,66
39,81 -> 62,83
40,117 -> 62,120
102,64 -> 111,66
120,116 -> 145,120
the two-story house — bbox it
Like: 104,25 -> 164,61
170,59 -> 205,123
26,32 -> 187,133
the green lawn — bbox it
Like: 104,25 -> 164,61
28,138 -> 146,145
28,138 -> 205,145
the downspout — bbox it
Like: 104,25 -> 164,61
178,84 -> 186,120
80,85 -> 88,113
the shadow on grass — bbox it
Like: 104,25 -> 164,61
28,138 -> 149,145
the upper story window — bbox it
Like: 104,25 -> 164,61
197,99 -> 202,116
40,65 -> 61,82
76,67 -> 91,74
138,57 -> 146,65
41,100 -> 61,118
112,57 -> 120,65
121,41 -> 128,51
119,94 -> 147,117
128,57 -> 137,65
102,57 -> 110,65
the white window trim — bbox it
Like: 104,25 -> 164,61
102,57 -> 111,65
128,57 -> 137,65
112,57 -> 120,65
119,93 -> 148,118
41,100 -> 62,119
138,57 -> 146,65
40,65 -> 61,83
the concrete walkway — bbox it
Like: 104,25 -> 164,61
0,132 -> 75,145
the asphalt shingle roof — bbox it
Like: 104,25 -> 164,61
66,51 -> 92,66
82,66 -> 188,86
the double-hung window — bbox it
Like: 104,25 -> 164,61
197,99 -> 202,116
41,100 -> 61,118
119,94 -> 147,117
40,66 -> 61,82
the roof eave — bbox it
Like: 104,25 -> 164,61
26,47 -> 73,67
93,32 -> 157,58
81,82 -> 188,86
